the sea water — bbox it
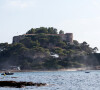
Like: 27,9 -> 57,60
0,70 -> 100,90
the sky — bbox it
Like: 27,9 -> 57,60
0,0 -> 100,52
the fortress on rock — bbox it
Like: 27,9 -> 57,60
13,33 -> 73,43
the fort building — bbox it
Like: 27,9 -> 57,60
13,33 -> 73,44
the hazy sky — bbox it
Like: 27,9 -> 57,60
0,0 -> 100,52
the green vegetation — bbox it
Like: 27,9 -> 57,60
0,27 -> 99,70
26,27 -> 58,34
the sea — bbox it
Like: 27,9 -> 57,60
0,70 -> 100,90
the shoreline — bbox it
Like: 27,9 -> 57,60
0,68 -> 89,73
12,68 -> 85,72
0,68 -> 99,73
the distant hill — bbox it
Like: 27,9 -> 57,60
0,27 -> 99,70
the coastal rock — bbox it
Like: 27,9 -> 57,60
0,81 -> 46,88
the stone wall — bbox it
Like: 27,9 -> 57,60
13,33 -> 73,43
65,33 -> 73,43
13,35 -> 25,43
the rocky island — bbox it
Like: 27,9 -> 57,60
0,27 -> 100,71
